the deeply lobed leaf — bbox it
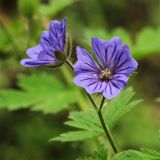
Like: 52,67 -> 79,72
51,87 -> 142,142
104,87 -> 143,128
0,73 -> 79,113
76,144 -> 108,160
112,148 -> 160,160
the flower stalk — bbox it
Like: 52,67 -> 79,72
97,97 -> 119,153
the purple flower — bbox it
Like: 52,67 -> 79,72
21,18 -> 66,67
73,37 -> 138,99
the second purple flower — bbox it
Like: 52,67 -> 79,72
21,18 -> 66,67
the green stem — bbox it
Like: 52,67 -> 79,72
85,92 -> 98,110
99,96 -> 105,110
66,60 -> 118,153
97,97 -> 119,153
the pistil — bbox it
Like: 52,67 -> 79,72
98,68 -> 112,81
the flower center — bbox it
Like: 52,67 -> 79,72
98,68 -> 112,81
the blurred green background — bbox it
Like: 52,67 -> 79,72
0,0 -> 160,159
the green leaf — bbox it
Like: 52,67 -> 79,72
93,144 -> 108,160
0,73 -> 79,114
141,148 -> 160,157
65,111 -> 101,132
76,144 -> 108,160
112,148 -> 160,160
52,131 -> 100,142
50,110 -> 103,142
82,27 -> 132,51
111,28 -> 132,48
104,87 -> 143,128
133,27 -> 160,59
51,87 -> 141,142
83,28 -> 110,47
39,0 -> 76,17
82,26 -> 160,60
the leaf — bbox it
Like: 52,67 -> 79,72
112,148 -> 160,160
82,27 -> 132,51
82,26 -> 160,60
76,144 -> 108,160
39,0 -> 76,17
112,150 -> 143,160
104,87 -> 142,128
111,28 -> 132,48
83,28 -> 110,47
93,144 -> 108,160
52,131 -> 100,142
50,110 -> 103,142
0,73 -> 79,114
141,148 -> 160,157
51,87 -> 141,142
65,111 -> 101,132
133,26 -> 160,59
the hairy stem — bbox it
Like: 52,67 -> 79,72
97,97 -> 119,153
